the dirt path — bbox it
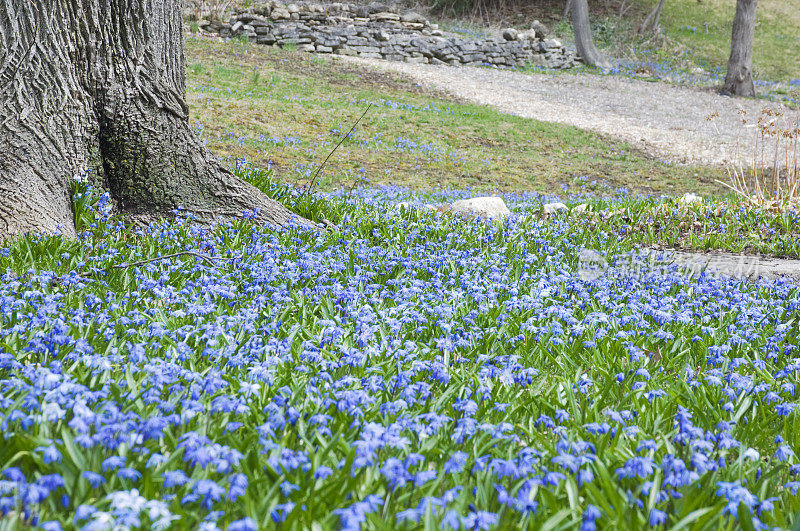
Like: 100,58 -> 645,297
334,55 -> 799,167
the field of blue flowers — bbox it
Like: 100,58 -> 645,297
2,175 -> 800,530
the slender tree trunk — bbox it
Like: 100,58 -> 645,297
563,0 -> 573,20
571,0 -> 612,70
0,0 -> 305,242
638,0 -> 667,34
723,0 -> 758,97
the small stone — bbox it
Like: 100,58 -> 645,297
401,11 -> 426,24
530,20 -> 549,38
286,3 -> 299,13
450,197 -> 511,220
679,193 -> 703,205
517,29 -> 536,41
367,1 -> 390,13
528,54 -> 547,67
571,203 -> 589,215
502,28 -> 518,41
372,12 -> 400,21
542,202 -> 569,215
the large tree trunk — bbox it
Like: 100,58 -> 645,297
723,0 -> 758,97
0,0 -> 305,242
571,0 -> 612,70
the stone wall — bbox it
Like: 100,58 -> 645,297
199,2 -> 580,70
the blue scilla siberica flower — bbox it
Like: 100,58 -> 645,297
0,186 -> 799,528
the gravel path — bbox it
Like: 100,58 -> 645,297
652,250 -> 800,282
335,55 -> 799,167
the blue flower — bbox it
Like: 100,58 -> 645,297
271,503 -> 295,522
228,517 -> 257,531
193,479 -> 226,509
228,473 -> 248,502
101,456 -> 126,472
774,445 -> 794,462
444,451 -> 468,474
462,511 -> 498,530
649,508 -> 667,526
584,504 -> 601,521
164,470 -> 190,488
279,481 -> 299,496
3,468 -> 25,482
117,468 -> 141,482
314,466 -> 333,480
36,445 -> 62,464
616,457 -> 654,479
441,510 -> 461,530
82,471 -> 105,488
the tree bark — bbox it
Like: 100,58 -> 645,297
571,0 -> 612,70
0,0 -> 306,242
723,0 -> 758,97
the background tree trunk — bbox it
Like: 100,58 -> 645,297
563,0 -> 573,20
0,0 -> 305,242
571,0 -> 612,70
638,0 -> 667,35
723,0 -> 758,97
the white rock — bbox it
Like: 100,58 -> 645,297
571,203 -> 588,215
542,202 -> 568,215
502,28 -> 518,41
679,193 -> 703,205
450,197 -> 510,220
393,201 -> 411,210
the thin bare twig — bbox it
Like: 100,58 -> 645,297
303,103 -> 372,196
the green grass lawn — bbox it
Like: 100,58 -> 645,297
185,37 -> 726,196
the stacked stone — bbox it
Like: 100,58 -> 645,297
199,1 -> 581,70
